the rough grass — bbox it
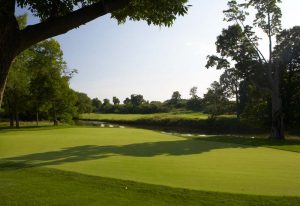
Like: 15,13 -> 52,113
1,127 -> 300,197
0,120 -> 54,128
1,164 -> 300,206
79,112 -> 212,121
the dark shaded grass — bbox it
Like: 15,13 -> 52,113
191,135 -> 300,153
1,163 -> 300,206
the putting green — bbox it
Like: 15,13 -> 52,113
1,127 -> 300,196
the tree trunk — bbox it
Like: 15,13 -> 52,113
270,65 -> 284,140
36,111 -> 39,126
53,104 -> 58,126
0,8 -> 20,107
9,112 -> 14,128
15,111 -> 20,128
266,12 -> 284,140
235,86 -> 240,119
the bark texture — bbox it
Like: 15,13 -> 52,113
270,65 -> 284,140
0,0 -> 20,107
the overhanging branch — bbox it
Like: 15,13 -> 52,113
19,0 -> 129,52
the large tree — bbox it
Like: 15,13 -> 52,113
0,0 -> 189,106
206,24 -> 262,119
221,0 -> 284,139
274,27 -> 300,129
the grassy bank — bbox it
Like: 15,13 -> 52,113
79,113 -> 262,134
80,112 -> 212,121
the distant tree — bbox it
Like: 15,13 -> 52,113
75,92 -> 93,114
123,97 -> 131,105
169,91 -> 182,107
203,81 -> 229,119
186,87 -> 202,111
0,0 -> 189,107
103,99 -> 111,106
92,98 -> 102,113
130,94 -> 145,107
189,87 -> 198,99
219,68 -> 241,117
101,98 -> 113,113
50,84 -> 77,125
112,96 -> 120,105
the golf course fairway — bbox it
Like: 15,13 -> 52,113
1,127 -> 300,197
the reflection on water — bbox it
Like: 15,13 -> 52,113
161,131 -> 208,137
75,120 -> 126,129
76,120 -> 211,137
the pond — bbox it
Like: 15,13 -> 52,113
75,120 -> 212,138
75,120 -> 126,129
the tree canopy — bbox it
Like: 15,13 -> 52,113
0,0 -> 189,106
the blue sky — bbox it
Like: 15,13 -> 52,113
23,0 -> 300,102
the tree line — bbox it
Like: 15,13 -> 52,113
1,0 -> 299,139
75,88 -> 235,116
206,1 -> 300,138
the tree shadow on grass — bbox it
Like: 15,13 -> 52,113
1,136 -> 299,170
192,136 -> 300,153
1,138 -> 249,169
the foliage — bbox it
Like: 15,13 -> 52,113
112,96 -> 120,105
130,94 -> 145,107
91,98 -> 102,113
3,39 -> 78,126
202,81 -> 231,118
3,49 -> 31,127
75,92 -> 93,114
274,26 -> 300,129
223,0 -> 285,139
17,0 -> 189,27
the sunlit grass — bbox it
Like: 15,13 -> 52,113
1,165 -> 300,206
79,112 -> 235,121
1,127 -> 300,197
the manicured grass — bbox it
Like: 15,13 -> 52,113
1,127 -> 300,197
191,135 -> 300,153
1,164 -> 300,206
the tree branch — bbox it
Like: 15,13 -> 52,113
237,20 -> 268,64
0,0 -> 16,15
19,0 -> 129,52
